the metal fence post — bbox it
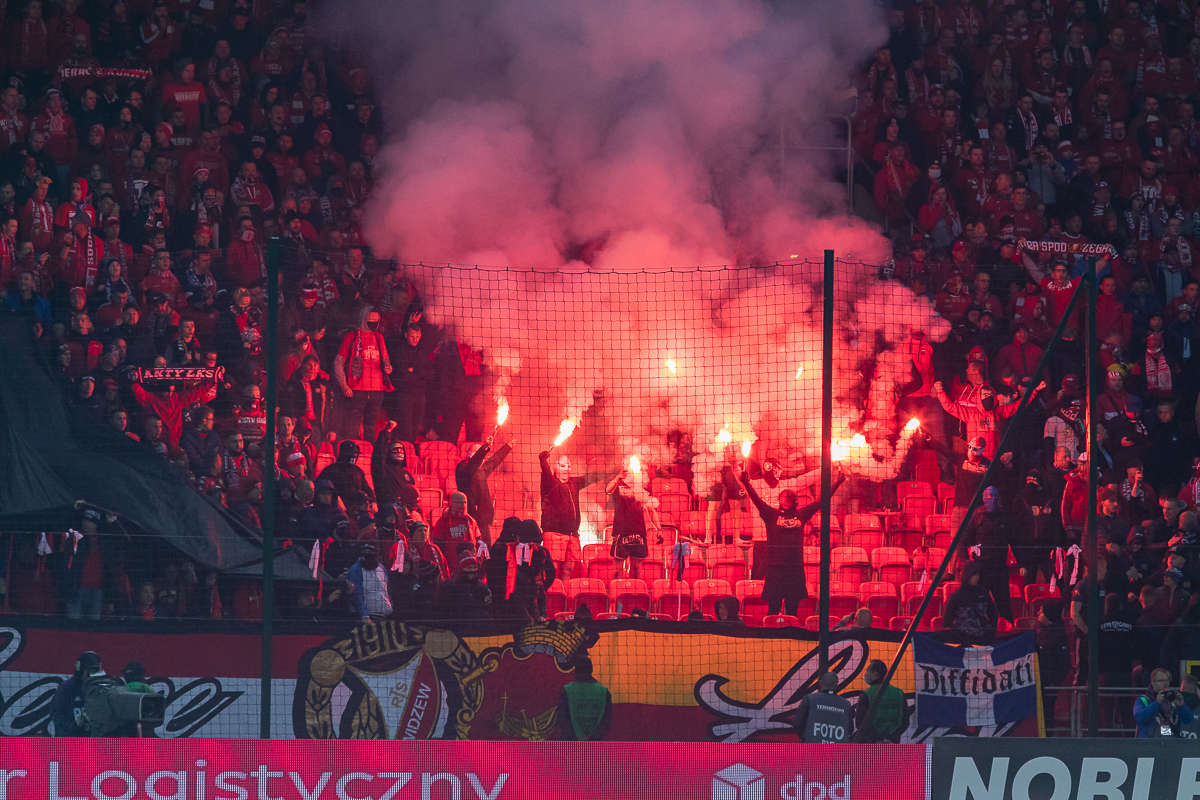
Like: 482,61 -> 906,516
260,236 -> 280,739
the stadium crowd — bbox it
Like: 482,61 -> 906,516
857,0 -> 1200,728
0,0 -> 1195,736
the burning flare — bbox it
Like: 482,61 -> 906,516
553,419 -> 577,447
496,400 -> 510,427
666,359 -> 677,374
741,440 -> 753,458
717,425 -> 732,445
794,366 -> 803,379
904,417 -> 920,431
628,455 -> 642,474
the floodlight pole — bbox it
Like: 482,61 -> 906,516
819,249 -> 835,673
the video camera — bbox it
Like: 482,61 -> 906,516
82,674 -> 165,736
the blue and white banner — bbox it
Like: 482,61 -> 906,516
913,632 -> 1038,728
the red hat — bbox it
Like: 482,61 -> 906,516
157,122 -> 173,139
952,240 -> 967,252
315,122 -> 331,136
89,123 -> 105,134
195,222 -> 213,233
458,556 -> 479,571
193,165 -> 210,179
287,451 -> 306,465
104,215 -> 119,226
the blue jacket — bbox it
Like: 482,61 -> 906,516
1134,692 -> 1194,737
3,292 -> 51,325
348,559 -> 391,621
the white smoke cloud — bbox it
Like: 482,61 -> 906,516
335,0 -> 950,516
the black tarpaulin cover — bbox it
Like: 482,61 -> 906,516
0,319 -> 312,579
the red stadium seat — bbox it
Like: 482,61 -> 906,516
828,594 -> 859,620
859,581 -> 898,619
764,614 -> 800,628
582,544 -> 608,564
546,580 -> 568,618
679,510 -> 706,540
890,528 -> 926,553
421,440 -> 460,492
940,581 -> 961,602
896,480 -> 935,505
931,616 -> 945,631
889,615 -> 914,631
804,615 -> 839,632
844,513 -> 882,535
658,493 -> 691,520
871,546 -> 911,587
735,579 -> 764,599
640,559 -> 666,582
843,528 -> 884,552
587,557 -> 616,581
832,546 -> 871,589
651,579 -> 693,619
901,496 -> 937,520
1014,617 -> 1036,631
936,483 -> 955,513
553,612 -> 576,621
711,561 -> 747,585
567,578 -> 608,613
914,464 -> 941,488
650,477 -> 689,497
609,579 -> 651,614
1024,583 -> 1060,604
693,579 -> 732,617
741,597 -> 770,626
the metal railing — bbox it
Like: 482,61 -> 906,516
1043,686 -> 1147,737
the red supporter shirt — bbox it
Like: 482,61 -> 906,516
162,81 -> 208,130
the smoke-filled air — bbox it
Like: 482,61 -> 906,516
333,0 -> 951,530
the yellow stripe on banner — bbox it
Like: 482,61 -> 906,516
580,632 -> 916,707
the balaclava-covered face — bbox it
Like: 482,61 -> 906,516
982,486 -> 999,512
778,489 -> 799,516
387,440 -> 406,466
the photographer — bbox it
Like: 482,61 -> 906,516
48,651 -> 103,736
1134,668 -> 1195,737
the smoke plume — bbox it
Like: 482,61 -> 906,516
335,0 -> 950,522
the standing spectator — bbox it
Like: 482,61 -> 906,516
605,466 -> 661,581
539,449 -> 606,581
740,466 -> 845,616
430,492 -> 482,575
556,657 -> 613,741
943,560 -> 999,643
388,322 -> 431,442
348,542 -> 391,622
179,405 -> 219,475
441,555 -> 492,622
454,435 -> 512,543
855,659 -> 907,743
1097,592 -> 1136,734
509,519 -> 555,622
396,520 -> 448,622
333,306 -> 390,440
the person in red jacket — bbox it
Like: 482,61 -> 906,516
139,0 -> 180,68
994,324 -> 1045,382
225,217 -> 266,287
57,213 -> 105,291
32,90 -> 77,175
12,0 -> 50,74
874,141 -> 921,227
129,371 -> 218,444
934,269 -> 972,321
333,305 -> 392,440
161,60 -> 208,131
1095,274 -> 1133,344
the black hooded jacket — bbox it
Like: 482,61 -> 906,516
317,439 -> 373,502
371,428 -> 419,507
